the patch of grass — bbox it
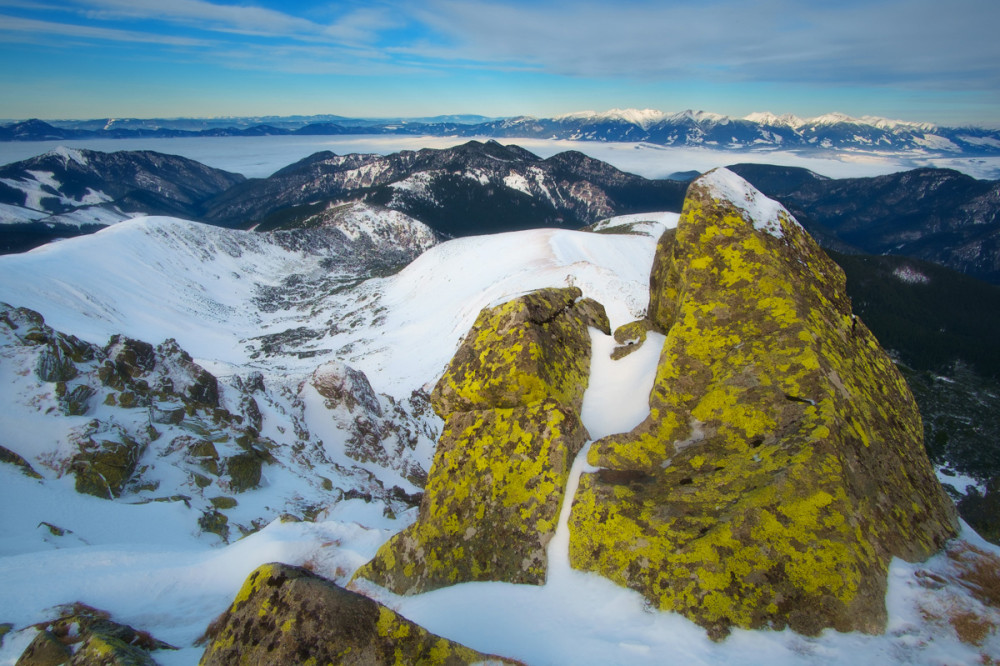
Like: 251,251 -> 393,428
950,607 -> 995,646
949,542 -> 1000,608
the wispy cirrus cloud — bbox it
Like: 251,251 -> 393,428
413,0 -> 1000,92
0,0 -> 416,77
61,0 -> 400,45
0,13 -> 211,46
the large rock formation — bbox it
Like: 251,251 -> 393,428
353,287 -> 609,594
199,563 -> 518,665
568,168 -> 959,638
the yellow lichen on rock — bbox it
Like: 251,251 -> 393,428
353,287 -> 605,594
570,168 -> 958,638
200,563 -> 517,665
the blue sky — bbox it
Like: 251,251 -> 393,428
0,0 -> 997,126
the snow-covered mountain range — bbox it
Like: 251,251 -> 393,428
4,108 -> 1000,155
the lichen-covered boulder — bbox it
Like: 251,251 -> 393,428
59,384 -> 97,416
16,603 -> 173,666
611,319 -> 652,360
155,339 -> 219,408
309,361 -> 433,487
200,563 -> 519,665
224,451 -> 263,493
355,399 -> 587,593
72,435 -> 144,499
15,630 -> 70,666
99,336 -> 156,390
430,287 -> 609,416
314,360 -> 383,416
569,168 -> 958,638
354,287 -> 605,594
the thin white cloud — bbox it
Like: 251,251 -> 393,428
0,13 -> 211,46
63,0 -> 398,45
413,0 -> 1000,92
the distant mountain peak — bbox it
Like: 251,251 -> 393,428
554,108 -> 670,129
665,109 -> 731,124
742,111 -> 806,128
47,145 -> 90,168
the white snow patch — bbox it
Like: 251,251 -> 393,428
913,134 -> 962,152
958,135 -> 1000,149
580,329 -> 665,440
935,468 -> 983,495
893,265 -> 931,285
503,170 -> 531,195
697,168 -> 797,238
592,211 -> 679,237
349,228 -> 659,395
0,203 -> 47,224
50,145 -> 88,167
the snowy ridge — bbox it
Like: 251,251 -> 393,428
698,168 -> 797,238
554,108 -> 670,129
591,211 -> 680,237
557,108 -> 942,132
743,112 -> 806,128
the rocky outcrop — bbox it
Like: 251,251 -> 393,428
199,563 -> 519,665
310,361 -> 431,487
15,603 -> 174,666
568,168 -> 959,638
353,287 -> 609,594
0,303 -> 272,510
0,444 -> 42,478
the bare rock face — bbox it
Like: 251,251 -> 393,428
568,168 -> 959,638
199,563 -> 519,665
353,287 -> 607,594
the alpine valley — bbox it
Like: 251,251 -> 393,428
1,140 -> 999,665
